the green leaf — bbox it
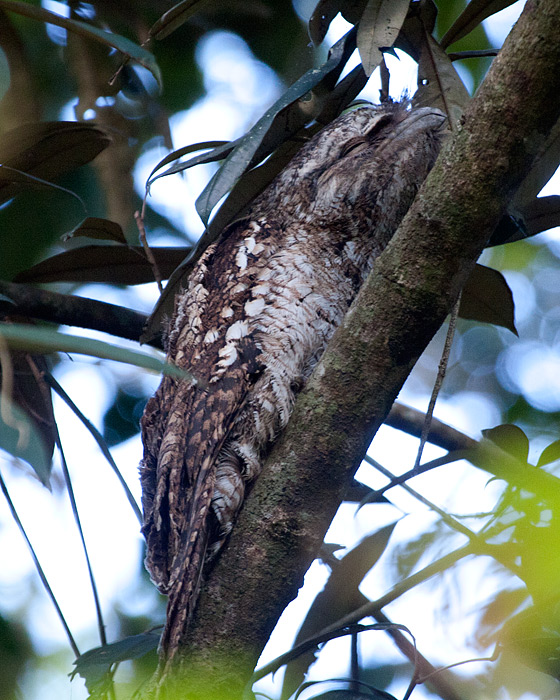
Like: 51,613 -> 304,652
440,0 -> 518,49
14,245 -> 187,285
62,217 -> 127,244
459,263 -> 517,334
0,0 -> 161,87
357,0 -> 410,76
0,323 -> 190,379
0,121 -> 110,204
537,439 -> 560,468
482,424 -> 529,463
149,0 -> 211,40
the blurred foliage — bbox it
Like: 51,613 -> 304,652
1,1 -> 560,700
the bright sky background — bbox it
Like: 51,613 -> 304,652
4,2 -> 560,699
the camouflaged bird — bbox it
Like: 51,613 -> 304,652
140,101 -> 446,656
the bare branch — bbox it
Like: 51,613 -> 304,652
0,281 -> 159,347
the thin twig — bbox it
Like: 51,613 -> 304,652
413,293 -> 462,473
135,210 -> 163,293
54,427 -> 107,646
365,455 -> 478,542
0,468 -> 80,656
46,373 -> 142,524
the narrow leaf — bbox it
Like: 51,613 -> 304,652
0,323 -> 190,379
195,28 -> 357,225
62,217 -> 127,244
147,140 -> 234,188
14,245 -> 187,285
441,0 -> 518,50
0,0 -> 161,86
149,0 -> 211,40
459,263 -> 517,334
47,375 -> 142,523
357,0 -> 410,76
448,49 -> 499,61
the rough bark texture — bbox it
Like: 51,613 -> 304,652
159,1 -> 560,698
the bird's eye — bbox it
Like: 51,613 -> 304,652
340,138 -> 367,158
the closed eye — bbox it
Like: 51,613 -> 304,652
339,137 -> 367,158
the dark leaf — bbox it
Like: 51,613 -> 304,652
62,217 -> 127,244
102,386 -> 146,447
486,212 -> 527,247
482,424 -> 529,463
308,0 -> 369,45
309,0 -> 341,45
195,28 -> 357,225
341,0 -> 371,25
143,32 -> 362,343
315,65 -> 369,124
281,524 -> 396,700
71,629 -> 160,683
514,118 -> 560,208
356,0 -> 410,76
0,349 -> 54,486
412,30 -> 469,126
0,121 -> 110,204
0,0 -> 161,86
149,0 -> 211,40
459,263 -> 517,334
146,140 -> 230,187
522,195 -> 560,237
440,0 -> 518,49
537,439 -> 560,468
14,246 -> 187,285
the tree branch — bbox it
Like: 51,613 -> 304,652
155,1 -> 560,695
0,281 -> 161,348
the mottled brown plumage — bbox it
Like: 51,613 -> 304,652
140,102 -> 445,658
